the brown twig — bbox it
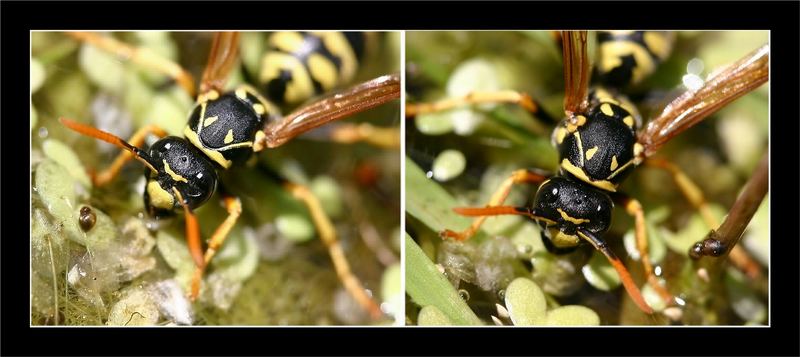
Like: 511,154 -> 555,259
690,152 -> 768,265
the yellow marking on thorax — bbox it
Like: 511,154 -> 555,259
184,126 -> 232,169
146,181 -> 174,210
566,115 -> 587,133
561,159 -> 618,192
307,53 -> 338,91
623,115 -> 634,128
237,84 -> 279,117
224,129 -> 235,144
557,208 -> 590,224
235,88 -> 248,100
253,103 -> 266,115
610,155 -> 619,171
574,132 -> 585,166
203,116 -> 218,128
600,103 -> 615,117
555,127 -> 567,144
606,158 -> 637,180
586,146 -> 599,161
253,131 -> 266,152
197,90 -> 219,104
163,160 -> 188,183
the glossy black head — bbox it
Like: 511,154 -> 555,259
532,177 -> 613,250
143,136 -> 218,218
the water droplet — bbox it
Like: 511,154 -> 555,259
521,244 -> 533,254
425,170 -> 434,179
38,126 -> 49,138
458,289 -> 470,301
497,289 -> 506,300
687,58 -> 704,75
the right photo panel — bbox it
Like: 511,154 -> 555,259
404,31 -> 769,326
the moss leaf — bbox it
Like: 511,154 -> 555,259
504,277 -> 547,326
418,305 -> 455,326
545,305 -> 600,326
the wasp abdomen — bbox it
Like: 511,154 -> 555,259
596,31 -> 674,88
260,32 -> 366,106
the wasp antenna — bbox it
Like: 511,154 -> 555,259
59,118 -> 159,173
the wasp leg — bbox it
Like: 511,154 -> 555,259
65,32 -> 196,97
185,195 -> 243,301
93,124 -> 167,186
442,169 -> 549,241
406,90 -> 556,122
645,158 -> 762,279
327,123 -> 401,149
615,194 -> 674,306
577,229 -> 654,314
284,181 -> 383,320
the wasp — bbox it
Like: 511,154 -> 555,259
56,31 -> 399,322
406,31 -> 768,320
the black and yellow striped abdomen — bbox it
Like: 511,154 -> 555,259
259,32 -> 369,106
596,31 -> 674,88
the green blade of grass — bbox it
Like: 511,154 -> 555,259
405,156 -> 488,240
405,233 -> 482,325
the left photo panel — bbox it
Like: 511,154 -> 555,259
30,31 -> 402,326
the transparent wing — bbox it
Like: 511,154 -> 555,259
262,73 -> 400,148
199,32 -> 241,95
562,30 -> 591,116
639,44 -> 769,157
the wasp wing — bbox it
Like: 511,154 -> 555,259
639,44 -> 769,157
262,73 -> 400,148
562,30 -> 591,117
199,32 -> 241,95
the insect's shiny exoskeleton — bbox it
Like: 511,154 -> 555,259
59,31 -> 401,320
552,89 -> 643,194
596,31 -> 675,88
530,177 -> 613,254
145,85 -> 277,218
259,31 -> 370,106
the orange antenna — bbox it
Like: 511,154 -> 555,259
59,118 -> 159,174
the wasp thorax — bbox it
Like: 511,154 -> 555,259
532,177 -> 613,251
556,100 -> 640,192
143,137 -> 218,218
185,88 -> 273,168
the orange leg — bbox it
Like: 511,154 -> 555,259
173,188 -> 242,301
65,31 -> 196,97
645,158 -> 762,279
616,195 -> 674,306
577,230 -> 654,314
328,123 -> 401,149
93,124 -> 167,186
284,181 -> 383,320
406,90 -> 552,120
441,169 -> 548,241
